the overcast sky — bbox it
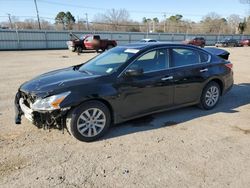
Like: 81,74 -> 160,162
0,0 -> 249,23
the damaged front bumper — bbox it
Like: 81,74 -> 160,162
19,98 -> 33,122
14,91 -> 69,131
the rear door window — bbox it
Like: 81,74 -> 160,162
199,51 -> 210,63
171,48 -> 200,67
170,48 -> 210,67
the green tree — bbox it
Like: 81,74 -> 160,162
169,14 -> 183,22
55,11 -> 75,30
55,11 -> 66,29
142,17 -> 152,33
65,11 -> 76,30
238,19 -> 247,34
167,14 -> 183,33
153,17 -> 159,23
152,17 -> 159,32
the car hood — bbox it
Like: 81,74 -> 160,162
69,32 -> 80,40
20,67 -> 100,96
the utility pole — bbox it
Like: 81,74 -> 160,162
34,0 -> 41,30
7,13 -> 13,29
77,15 -> 80,30
85,13 -> 89,30
163,13 -> 166,33
153,20 -> 155,33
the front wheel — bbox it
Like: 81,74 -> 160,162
76,47 -> 82,53
66,101 -> 111,142
200,82 -> 221,110
71,47 -> 76,52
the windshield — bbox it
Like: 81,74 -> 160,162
79,47 -> 139,75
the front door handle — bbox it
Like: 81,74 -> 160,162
200,68 -> 208,73
161,76 -> 173,81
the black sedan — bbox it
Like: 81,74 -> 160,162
215,38 -> 241,47
15,43 -> 234,142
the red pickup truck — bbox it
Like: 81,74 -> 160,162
183,37 -> 206,48
66,33 -> 117,53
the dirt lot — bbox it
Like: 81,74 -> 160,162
0,48 -> 250,188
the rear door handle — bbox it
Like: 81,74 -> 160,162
200,68 -> 208,73
161,76 -> 173,81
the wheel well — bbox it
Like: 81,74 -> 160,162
208,79 -> 224,95
79,98 -> 114,123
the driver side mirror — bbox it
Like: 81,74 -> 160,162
124,68 -> 144,77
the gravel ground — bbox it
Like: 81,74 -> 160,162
0,48 -> 250,188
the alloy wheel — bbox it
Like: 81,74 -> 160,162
205,86 -> 219,107
77,108 -> 106,137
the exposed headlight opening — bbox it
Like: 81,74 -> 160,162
31,91 -> 71,111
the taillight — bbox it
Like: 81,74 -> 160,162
225,63 -> 233,69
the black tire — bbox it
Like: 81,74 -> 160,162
199,82 -> 221,110
66,101 -> 111,142
76,47 -> 82,53
71,47 -> 76,52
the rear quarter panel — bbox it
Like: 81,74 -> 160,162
205,59 -> 233,95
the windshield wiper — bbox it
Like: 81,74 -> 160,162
79,69 -> 93,75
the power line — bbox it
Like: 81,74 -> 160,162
0,0 -> 247,22
38,0 -> 104,11
37,0 -> 246,19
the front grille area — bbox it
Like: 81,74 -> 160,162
17,90 -> 68,132
20,92 -> 37,108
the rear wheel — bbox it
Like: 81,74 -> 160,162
96,48 -> 102,53
66,101 -> 111,142
200,82 -> 221,110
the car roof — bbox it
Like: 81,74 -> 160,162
119,42 -> 198,50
